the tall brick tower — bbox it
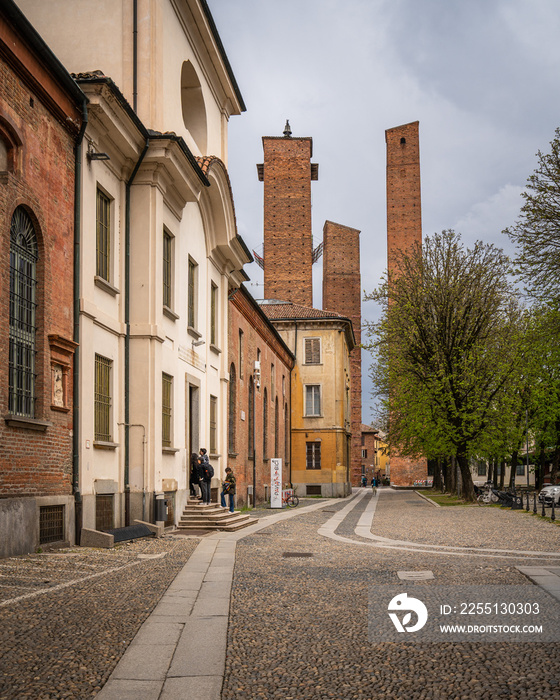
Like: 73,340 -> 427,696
322,221 -> 362,485
257,122 -> 318,305
386,120 -> 427,486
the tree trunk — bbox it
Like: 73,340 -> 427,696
433,457 -> 443,492
499,460 -> 506,490
457,451 -> 475,501
487,460 -> 494,485
537,442 -> 546,490
448,456 -> 457,494
509,450 -> 519,489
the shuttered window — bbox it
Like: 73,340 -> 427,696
304,338 -> 321,364
306,442 -> 321,470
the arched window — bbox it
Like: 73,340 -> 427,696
9,207 -> 38,417
228,363 -> 236,453
263,388 -> 268,459
274,397 -> 279,458
248,377 -> 254,460
284,403 -> 289,465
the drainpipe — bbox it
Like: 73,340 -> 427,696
73,98 -> 88,546
124,138 -> 149,525
133,0 -> 138,113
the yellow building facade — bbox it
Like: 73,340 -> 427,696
261,302 -> 354,497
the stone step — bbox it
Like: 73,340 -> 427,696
176,516 -> 258,532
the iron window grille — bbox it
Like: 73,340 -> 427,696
263,388 -> 268,459
306,442 -> 321,470
163,230 -> 172,308
228,364 -> 236,453
96,189 -> 110,281
39,505 -> 64,544
9,207 -> 38,417
162,373 -> 173,447
94,354 -> 112,441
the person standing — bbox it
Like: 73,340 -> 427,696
189,453 -> 201,499
198,448 -> 213,505
221,467 -> 236,513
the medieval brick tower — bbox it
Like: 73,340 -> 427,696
257,122 -> 318,305
386,120 -> 427,486
322,221 -> 362,485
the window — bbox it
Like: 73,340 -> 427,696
477,462 -> 487,477
96,189 -> 111,281
228,363 -> 236,453
210,282 -> 218,345
188,258 -> 197,329
162,373 -> 173,448
94,354 -> 112,441
163,230 -> 173,309
248,377 -> 254,460
305,385 -> 321,417
516,463 -> 525,476
271,363 -> 275,399
304,337 -> 321,364
210,395 -> 217,454
362,449 -> 367,459
263,388 -> 268,459
9,207 -> 38,417
39,505 -> 64,544
284,404 -> 289,462
239,330 -> 244,379
274,397 -> 279,458
306,442 -> 321,470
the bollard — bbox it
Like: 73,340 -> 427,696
552,498 -> 556,522
542,497 -> 546,517
533,492 -> 537,514
526,492 -> 530,512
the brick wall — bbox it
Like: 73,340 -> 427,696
260,136 -> 315,306
385,121 -> 427,486
228,288 -> 293,505
0,20 -> 80,498
322,220 -> 362,486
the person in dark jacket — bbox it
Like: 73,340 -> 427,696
189,453 -> 201,498
221,467 -> 236,513
198,448 -> 212,505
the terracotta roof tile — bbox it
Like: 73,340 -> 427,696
259,301 -> 347,321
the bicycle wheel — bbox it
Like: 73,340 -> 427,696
286,495 -> 299,508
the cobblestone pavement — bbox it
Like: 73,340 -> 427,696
0,536 -> 199,700
223,489 -> 560,700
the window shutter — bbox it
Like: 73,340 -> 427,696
305,338 -> 320,364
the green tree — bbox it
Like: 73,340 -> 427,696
504,127 -> 560,302
365,230 -> 522,500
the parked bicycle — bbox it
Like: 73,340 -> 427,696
282,489 -> 299,508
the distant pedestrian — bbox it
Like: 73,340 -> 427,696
189,453 -> 201,498
361,475 -> 367,487
371,477 -> 377,495
221,467 -> 236,513
198,448 -> 213,505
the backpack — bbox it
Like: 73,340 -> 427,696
204,463 -> 214,479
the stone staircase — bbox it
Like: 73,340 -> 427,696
175,499 -> 257,533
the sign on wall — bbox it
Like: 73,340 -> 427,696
271,458 -> 282,508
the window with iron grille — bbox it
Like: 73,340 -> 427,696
163,230 -> 172,309
304,384 -> 321,417
96,494 -> 114,531
9,207 -> 38,417
274,397 -> 279,458
39,505 -> 64,544
239,329 -> 244,378
96,189 -> 110,281
210,282 -> 218,345
306,442 -> 321,470
228,364 -> 236,453
248,378 -> 254,460
263,388 -> 268,459
188,258 -> 197,328
94,354 -> 112,441
304,337 -> 321,364
210,395 -> 217,454
162,373 -> 173,447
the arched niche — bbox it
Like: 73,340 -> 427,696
181,61 -> 207,154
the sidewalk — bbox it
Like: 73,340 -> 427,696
96,498 -> 340,700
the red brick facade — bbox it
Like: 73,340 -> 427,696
322,220 -> 362,486
386,121 -> 427,486
228,287 -> 294,505
0,6 -> 82,503
259,135 -> 316,306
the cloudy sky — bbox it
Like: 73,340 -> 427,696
210,0 -> 560,422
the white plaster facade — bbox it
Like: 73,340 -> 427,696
17,0 -> 249,529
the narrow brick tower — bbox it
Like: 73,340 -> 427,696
322,221 -> 362,485
386,120 -> 427,486
257,121 -> 318,305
